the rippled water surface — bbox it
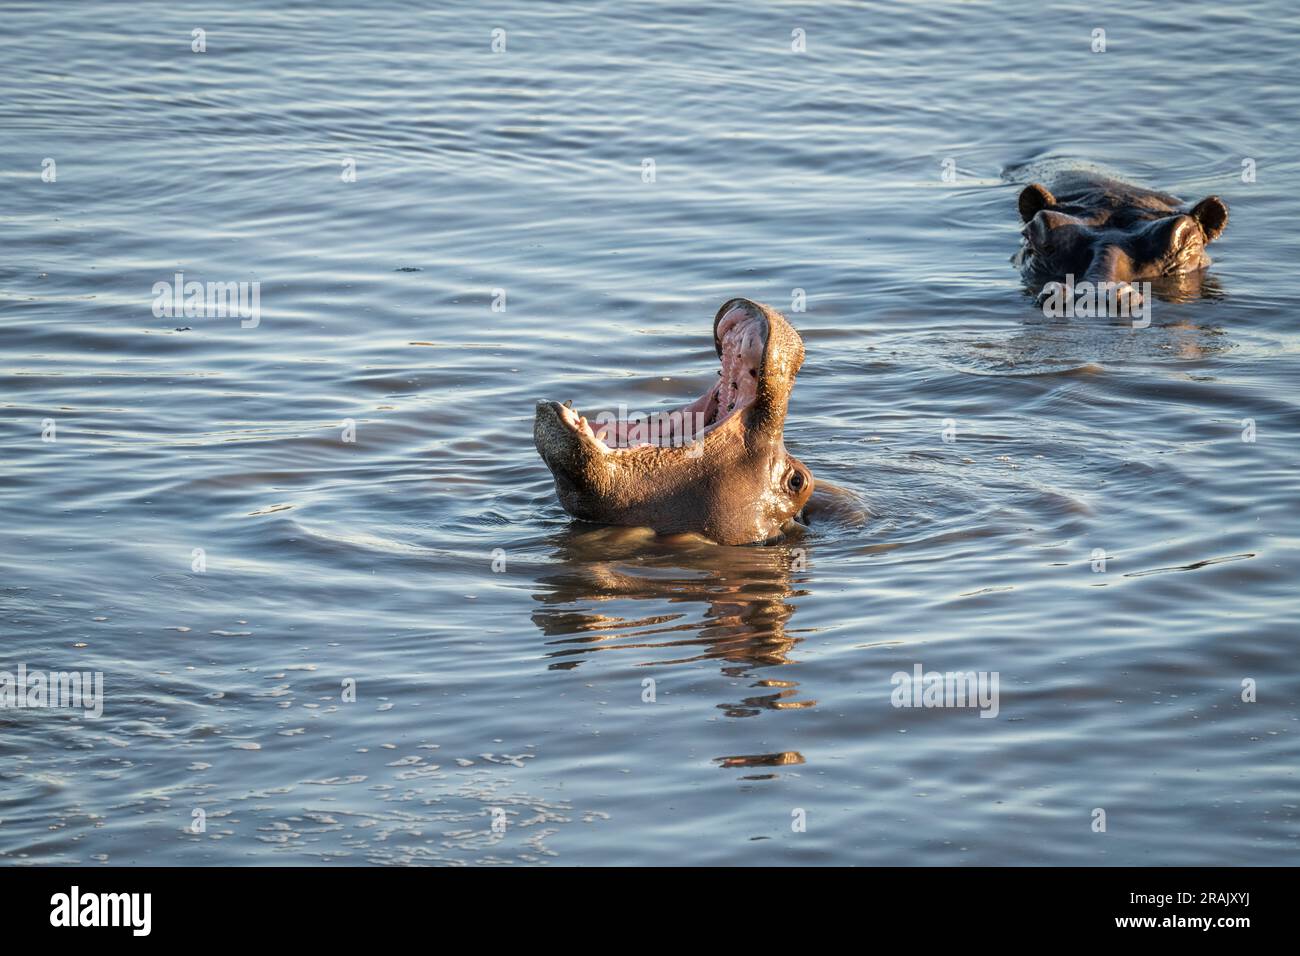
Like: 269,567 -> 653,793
2,1 -> 1299,865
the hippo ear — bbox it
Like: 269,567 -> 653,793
1018,183 -> 1055,222
1189,196 -> 1228,242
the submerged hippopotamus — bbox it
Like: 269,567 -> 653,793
534,298 -> 813,545
1014,170 -> 1228,310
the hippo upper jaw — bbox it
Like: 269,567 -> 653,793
533,299 -> 813,546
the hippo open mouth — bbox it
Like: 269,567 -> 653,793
550,305 -> 767,453
534,298 -> 813,545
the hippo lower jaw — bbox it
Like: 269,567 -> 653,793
534,298 -> 814,546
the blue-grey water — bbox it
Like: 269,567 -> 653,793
2,0 -> 1298,866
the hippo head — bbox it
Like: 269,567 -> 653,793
1016,178 -> 1229,308
534,298 -> 813,546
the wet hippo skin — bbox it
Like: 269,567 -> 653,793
534,298 -> 813,546
1014,171 -> 1229,308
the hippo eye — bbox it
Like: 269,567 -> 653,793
788,469 -> 805,492
1025,230 -> 1053,254
1156,217 -> 1205,274
1171,217 -> 1201,250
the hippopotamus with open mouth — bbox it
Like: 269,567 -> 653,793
534,298 -> 813,545
1014,170 -> 1229,309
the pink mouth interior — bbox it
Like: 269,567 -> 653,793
558,307 -> 765,453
